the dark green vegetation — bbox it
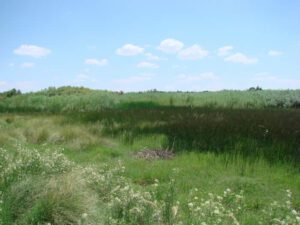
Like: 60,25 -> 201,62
72,107 -> 300,166
0,86 -> 300,224
0,88 -> 21,99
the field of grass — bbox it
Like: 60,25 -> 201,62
1,87 -> 300,113
0,87 -> 300,225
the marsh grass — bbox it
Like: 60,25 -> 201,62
4,173 -> 95,225
1,144 -> 299,225
72,107 -> 300,166
0,114 -> 110,151
1,88 -> 300,224
0,144 -> 95,225
1,88 -> 300,113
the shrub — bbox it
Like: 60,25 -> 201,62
0,145 -> 98,225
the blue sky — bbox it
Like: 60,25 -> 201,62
0,0 -> 300,92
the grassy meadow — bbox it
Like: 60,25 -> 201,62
0,87 -> 300,225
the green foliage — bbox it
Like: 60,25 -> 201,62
0,87 -> 300,113
74,107 -> 300,165
37,86 -> 94,96
1,144 -> 299,225
1,87 -> 300,224
248,86 -> 263,91
0,88 -> 21,99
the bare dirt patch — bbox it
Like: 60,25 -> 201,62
135,148 -> 174,160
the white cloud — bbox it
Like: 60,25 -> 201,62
177,72 -> 218,82
137,61 -> 159,69
157,38 -> 184,53
178,45 -> 209,60
218,45 -> 233,56
268,50 -> 283,57
116,44 -> 144,56
225,53 -> 258,64
14,44 -> 51,57
21,62 -> 35,68
114,74 -> 154,84
144,53 -> 167,61
85,58 -> 108,66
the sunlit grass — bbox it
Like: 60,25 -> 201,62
1,143 -> 299,224
0,105 -> 300,224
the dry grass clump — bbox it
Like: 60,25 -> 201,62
135,148 -> 174,160
4,172 -> 97,225
0,132 -> 11,145
24,128 -> 50,144
0,145 -> 98,225
60,126 -> 100,150
0,115 -> 111,150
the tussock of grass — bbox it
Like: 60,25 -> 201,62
4,173 -> 94,225
24,128 -> 50,144
0,145 -> 98,225
0,115 -> 112,150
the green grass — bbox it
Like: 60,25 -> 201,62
1,87 -> 300,113
1,87 -> 300,224
2,139 -> 299,224
64,146 -> 125,164
69,107 -> 300,166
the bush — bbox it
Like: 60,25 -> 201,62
0,89 -> 21,98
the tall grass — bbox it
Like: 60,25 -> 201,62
1,87 -> 300,224
70,107 -> 300,166
0,87 -> 300,113
0,144 -> 95,224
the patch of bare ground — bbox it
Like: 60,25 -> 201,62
135,148 -> 174,160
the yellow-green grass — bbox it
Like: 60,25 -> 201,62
1,87 -> 300,113
1,113 -> 300,224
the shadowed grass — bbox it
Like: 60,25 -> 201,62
69,107 -> 300,166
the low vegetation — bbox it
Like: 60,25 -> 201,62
0,87 -> 299,224
0,86 -> 300,113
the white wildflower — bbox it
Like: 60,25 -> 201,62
172,205 -> 178,217
188,202 -> 194,208
195,206 -> 201,211
214,209 -> 220,214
